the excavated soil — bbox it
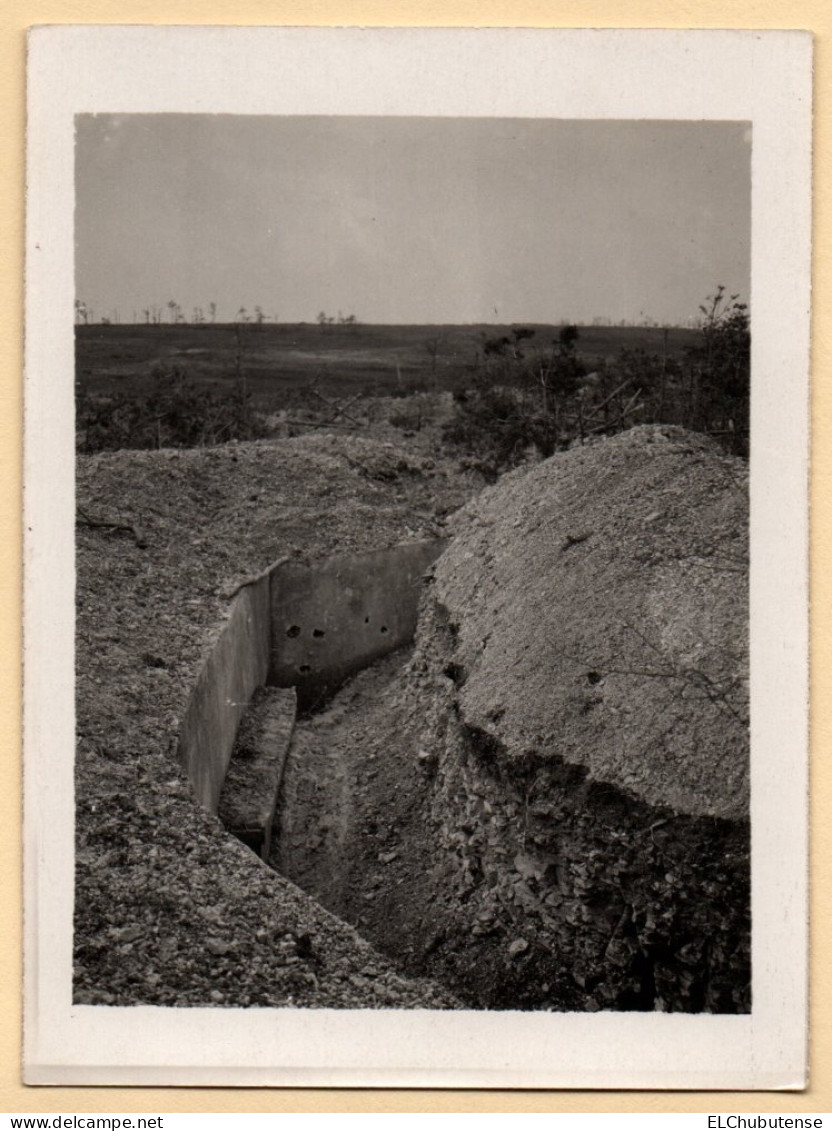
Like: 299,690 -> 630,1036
74,431 -> 478,1008
433,424 -> 749,820
76,423 -> 749,1013
274,426 -> 750,1013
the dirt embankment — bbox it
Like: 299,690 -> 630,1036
433,424 -> 748,821
74,432 -> 478,1008
277,426 -> 750,1012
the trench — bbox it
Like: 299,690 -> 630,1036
176,538 -> 478,993
266,645 -> 750,1013
176,537 -> 751,1013
177,537 -> 447,818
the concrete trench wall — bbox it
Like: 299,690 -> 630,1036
177,539 -> 447,813
177,576 -> 271,813
269,540 -> 447,710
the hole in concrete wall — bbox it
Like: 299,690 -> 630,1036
587,670 -> 602,685
380,625 -> 388,634
298,664 -> 311,674
364,616 -> 371,624
286,625 -> 301,638
312,628 -> 325,638
443,662 -> 467,687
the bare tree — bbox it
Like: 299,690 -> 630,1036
424,334 -> 444,380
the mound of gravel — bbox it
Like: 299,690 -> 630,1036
74,431 -> 476,1009
374,426 -> 751,1011
432,424 -> 748,821
74,424 -> 750,1014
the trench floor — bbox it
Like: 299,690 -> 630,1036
269,648 -> 445,980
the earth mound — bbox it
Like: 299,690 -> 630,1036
430,423 -> 748,820
73,431 -> 477,1009
294,426 -> 750,1012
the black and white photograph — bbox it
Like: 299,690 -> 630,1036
24,27 -> 811,1088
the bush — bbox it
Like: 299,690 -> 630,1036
684,287 -> 749,450
77,365 -> 267,453
442,327 -> 587,474
388,406 -> 424,432
443,385 -> 558,476
443,292 -> 750,471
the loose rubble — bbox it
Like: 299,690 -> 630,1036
76,425 -> 749,1013
277,427 -> 750,1012
75,432 -> 477,1008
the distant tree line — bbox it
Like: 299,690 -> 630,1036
75,299 -> 360,328
317,310 -> 359,331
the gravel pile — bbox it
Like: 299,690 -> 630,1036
75,432 -> 475,1008
268,427 -> 751,1013
433,424 -> 748,820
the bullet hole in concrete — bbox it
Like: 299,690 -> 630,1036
443,662 -> 467,687
287,625 -> 301,638
364,616 -> 371,624
587,670 -> 602,685
298,664 -> 312,674
312,628 -> 325,638
380,625 -> 388,634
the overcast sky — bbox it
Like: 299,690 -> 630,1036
75,115 -> 751,326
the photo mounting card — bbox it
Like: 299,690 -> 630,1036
24,25 -> 811,1088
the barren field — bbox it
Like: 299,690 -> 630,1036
76,321 -> 700,406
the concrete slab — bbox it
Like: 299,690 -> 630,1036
217,685 -> 297,860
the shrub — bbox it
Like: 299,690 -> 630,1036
443,385 -> 558,476
442,327 -> 586,474
77,364 -> 267,453
443,291 -> 750,470
684,287 -> 750,451
388,406 -> 424,432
